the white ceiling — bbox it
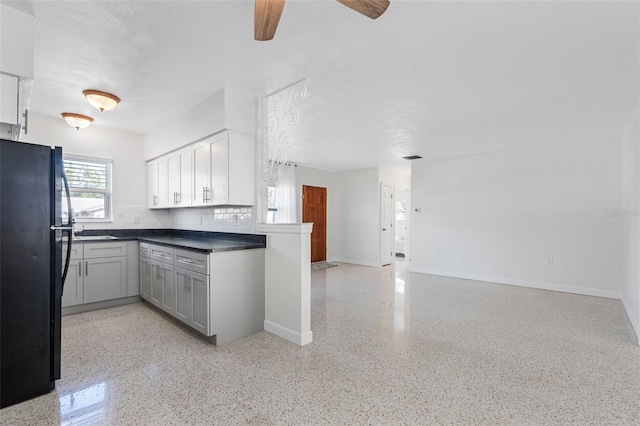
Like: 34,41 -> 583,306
3,0 -> 639,172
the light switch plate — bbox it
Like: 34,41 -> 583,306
132,215 -> 140,224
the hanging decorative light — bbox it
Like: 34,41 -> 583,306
82,89 -> 121,112
61,113 -> 94,130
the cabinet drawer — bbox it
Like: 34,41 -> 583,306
174,248 -> 209,275
83,242 -> 128,259
149,243 -> 174,264
139,242 -> 150,258
63,242 -> 83,260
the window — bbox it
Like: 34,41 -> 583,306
267,186 -> 277,223
63,156 -> 112,222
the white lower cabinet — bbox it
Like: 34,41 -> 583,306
175,267 -> 209,335
62,259 -> 83,307
141,242 -> 175,315
139,241 -> 264,344
62,241 -> 128,308
140,257 -> 152,300
84,257 -> 127,303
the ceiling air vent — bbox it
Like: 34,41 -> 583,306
402,155 -> 423,160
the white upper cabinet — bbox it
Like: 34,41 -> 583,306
147,130 -> 254,209
226,131 -> 255,206
166,146 -> 192,207
192,139 -> 211,206
178,147 -> 193,207
148,157 -> 168,209
210,134 -> 229,205
0,74 -> 18,125
1,5 -> 35,79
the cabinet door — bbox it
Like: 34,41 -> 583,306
178,147 -> 192,207
148,161 -> 159,208
192,141 -> 211,206
0,74 -> 18,124
228,131 -> 256,206
62,260 -> 83,307
84,257 -> 127,303
160,263 -> 174,314
151,261 -> 163,306
166,152 -> 180,207
174,267 -> 191,324
157,157 -> 168,207
210,135 -> 228,205
140,257 -> 152,301
190,271 -> 209,335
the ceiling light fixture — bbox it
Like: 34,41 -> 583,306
61,113 -> 94,130
82,89 -> 121,112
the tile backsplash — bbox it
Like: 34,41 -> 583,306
170,206 -> 255,233
76,204 -> 255,234
78,204 -> 170,231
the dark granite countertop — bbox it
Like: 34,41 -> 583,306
72,229 -> 266,253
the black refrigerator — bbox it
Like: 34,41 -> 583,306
0,139 -> 73,408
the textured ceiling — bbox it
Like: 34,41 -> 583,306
2,0 -> 639,172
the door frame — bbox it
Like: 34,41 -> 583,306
380,182 -> 395,266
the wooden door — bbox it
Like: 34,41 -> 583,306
303,185 -> 327,263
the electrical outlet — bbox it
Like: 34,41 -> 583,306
132,215 -> 140,224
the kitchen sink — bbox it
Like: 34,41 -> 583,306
73,235 -> 118,241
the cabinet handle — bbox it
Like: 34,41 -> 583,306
188,276 -> 192,290
79,262 -> 82,276
22,109 -> 28,135
85,261 -> 89,276
180,258 -> 194,264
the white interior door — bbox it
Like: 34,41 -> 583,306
381,182 -> 394,266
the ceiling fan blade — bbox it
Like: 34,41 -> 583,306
336,0 -> 390,19
255,0 -> 286,41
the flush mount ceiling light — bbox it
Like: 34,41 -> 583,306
82,90 -> 121,112
61,113 -> 94,130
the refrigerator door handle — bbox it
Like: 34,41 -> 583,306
60,171 -> 73,288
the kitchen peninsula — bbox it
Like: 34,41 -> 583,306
65,229 -> 266,345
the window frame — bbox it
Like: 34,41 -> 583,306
63,154 -> 113,223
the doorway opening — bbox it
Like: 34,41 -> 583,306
302,185 -> 327,263
381,182 -> 394,266
395,189 -> 410,261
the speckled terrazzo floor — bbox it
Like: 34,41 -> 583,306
2,260 -> 639,425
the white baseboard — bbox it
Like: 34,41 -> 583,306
332,258 -> 380,268
264,320 -> 313,346
411,267 -> 622,300
621,297 -> 640,345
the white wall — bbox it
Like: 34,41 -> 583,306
295,165 -> 336,261
622,100 -> 640,343
334,168 -> 380,267
411,137 -> 624,299
22,112 -> 168,230
144,87 -> 256,161
379,167 -> 411,190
